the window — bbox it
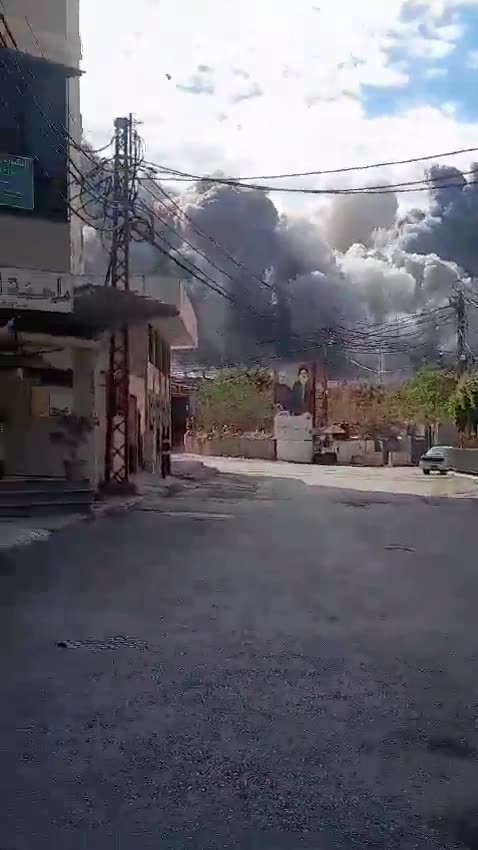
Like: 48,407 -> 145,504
0,51 -> 69,222
154,331 -> 162,370
148,324 -> 154,364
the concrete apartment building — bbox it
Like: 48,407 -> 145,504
0,0 -> 83,273
0,2 -> 197,507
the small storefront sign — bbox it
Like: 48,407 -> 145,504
0,154 -> 34,211
0,267 -> 73,313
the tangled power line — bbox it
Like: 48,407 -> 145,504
1,0 -> 477,367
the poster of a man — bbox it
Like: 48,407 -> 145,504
290,365 -> 314,415
272,363 -> 315,417
273,370 -> 292,411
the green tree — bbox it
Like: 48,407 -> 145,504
449,370 -> 478,437
328,382 -> 412,437
194,372 -> 273,433
402,367 -> 457,424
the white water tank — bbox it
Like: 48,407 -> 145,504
274,412 -> 313,464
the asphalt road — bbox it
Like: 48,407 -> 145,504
196,456 -> 478,498
2,465 -> 478,849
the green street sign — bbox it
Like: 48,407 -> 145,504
0,153 -> 34,211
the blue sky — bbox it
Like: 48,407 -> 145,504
80,0 -> 478,211
363,4 -> 478,120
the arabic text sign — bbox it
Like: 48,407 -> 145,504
0,268 -> 73,313
0,153 -> 34,210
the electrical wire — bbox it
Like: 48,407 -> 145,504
0,47 -> 114,220
132,185 -> 455,352
147,144 -> 478,183
81,138 -> 114,155
0,11 -> 461,365
142,162 -> 478,195
142,162 -> 478,196
131,223 -> 241,305
0,43 -> 121,236
135,195 -> 274,305
140,178 -> 274,292
133,190 -> 455,354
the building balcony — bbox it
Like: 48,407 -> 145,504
129,275 -> 198,350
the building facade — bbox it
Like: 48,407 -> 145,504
0,269 -> 197,491
123,277 -> 198,480
0,0 -> 83,273
0,4 -> 198,504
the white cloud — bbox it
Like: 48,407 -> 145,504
79,0 -> 478,214
406,35 -> 457,59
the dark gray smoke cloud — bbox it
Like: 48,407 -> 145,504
83,161 -> 478,371
178,184 -> 279,363
325,190 -> 398,253
396,163 -> 478,276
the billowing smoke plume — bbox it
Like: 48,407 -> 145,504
395,164 -> 478,277
83,160 -> 478,372
325,191 -> 398,253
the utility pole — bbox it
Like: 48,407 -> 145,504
450,289 -> 468,376
322,344 -> 328,427
321,334 -> 332,427
377,347 -> 384,384
104,116 -> 134,486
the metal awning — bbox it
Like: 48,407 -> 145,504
74,285 -> 178,332
0,287 -> 179,339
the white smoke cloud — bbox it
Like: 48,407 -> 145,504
83,162 -> 478,369
337,245 -> 416,321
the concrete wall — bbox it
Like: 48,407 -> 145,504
185,435 -> 276,461
334,439 -> 383,466
1,342 -> 97,480
5,417 -> 66,478
92,343 -> 108,488
2,0 -> 80,67
449,448 -> 478,475
130,374 -> 146,436
129,327 -> 147,378
0,219 -> 73,273
72,347 -> 97,483
389,450 -> 413,467
333,438 -> 412,467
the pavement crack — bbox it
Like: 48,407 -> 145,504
56,636 -> 148,651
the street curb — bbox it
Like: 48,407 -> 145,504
0,495 -> 145,556
452,471 -> 478,485
0,527 -> 52,553
0,471 -> 220,555
89,494 -> 144,520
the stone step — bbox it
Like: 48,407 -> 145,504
0,478 -> 95,516
0,500 -> 94,518
0,477 -> 91,493
0,490 -> 93,505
